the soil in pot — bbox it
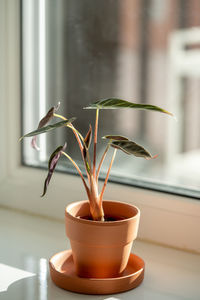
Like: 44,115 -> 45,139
80,215 -> 126,221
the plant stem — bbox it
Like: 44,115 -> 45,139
96,144 -> 110,180
54,113 -> 84,151
54,113 -> 91,182
53,113 -> 66,121
99,149 -> 117,204
89,174 -> 104,221
93,109 -> 99,177
62,151 -> 90,198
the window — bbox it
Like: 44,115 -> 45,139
22,0 -> 200,198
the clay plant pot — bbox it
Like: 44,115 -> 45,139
65,200 -> 140,278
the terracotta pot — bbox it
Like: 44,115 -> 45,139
65,200 -> 140,278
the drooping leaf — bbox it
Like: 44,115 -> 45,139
41,143 -> 67,197
110,140 -> 157,160
38,106 -> 56,128
30,102 -> 60,150
19,118 -> 76,140
84,98 -> 173,116
102,135 -> 129,141
84,124 -> 92,149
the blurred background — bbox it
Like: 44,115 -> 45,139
22,0 -> 200,197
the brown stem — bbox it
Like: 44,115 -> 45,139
54,113 -> 91,182
89,174 -> 104,221
54,113 -> 84,151
93,109 -> 99,177
62,151 -> 90,199
99,149 -> 117,204
96,144 -> 110,180
67,124 -> 84,152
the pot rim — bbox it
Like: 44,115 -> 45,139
65,200 -> 140,226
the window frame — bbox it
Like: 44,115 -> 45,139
1,0 -> 200,254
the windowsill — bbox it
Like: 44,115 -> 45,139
1,165 -> 200,253
1,207 -> 199,300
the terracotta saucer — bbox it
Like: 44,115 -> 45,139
49,250 -> 145,295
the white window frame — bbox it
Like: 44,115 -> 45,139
1,0 -> 200,253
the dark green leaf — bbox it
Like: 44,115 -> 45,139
110,140 -> 157,159
20,118 -> 76,140
84,98 -> 173,116
102,135 -> 129,141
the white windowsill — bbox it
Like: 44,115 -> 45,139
1,164 -> 200,253
1,207 -> 199,300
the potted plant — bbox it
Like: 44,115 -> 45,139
20,98 -> 173,294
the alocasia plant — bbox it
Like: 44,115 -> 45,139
20,98 -> 173,221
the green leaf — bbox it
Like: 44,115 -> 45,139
110,140 -> 157,159
102,135 -> 129,141
84,98 -> 173,116
19,118 -> 76,140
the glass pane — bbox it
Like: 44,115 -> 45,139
22,0 -> 200,198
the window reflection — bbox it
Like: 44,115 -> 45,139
0,263 -> 35,292
39,258 -> 48,300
